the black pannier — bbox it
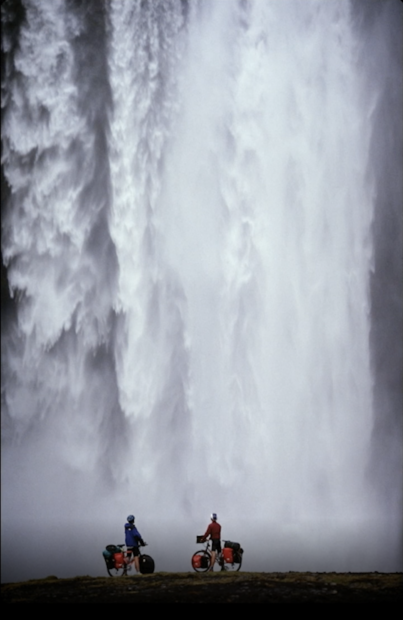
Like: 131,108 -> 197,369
103,544 -> 122,569
140,554 -> 155,574
106,544 -> 122,554
234,548 -> 244,563
224,541 -> 241,552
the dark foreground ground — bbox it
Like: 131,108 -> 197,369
2,572 -> 402,603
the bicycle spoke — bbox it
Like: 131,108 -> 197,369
107,565 -> 126,577
191,550 -> 211,572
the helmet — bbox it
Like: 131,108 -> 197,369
127,515 -> 135,523
211,513 -> 217,520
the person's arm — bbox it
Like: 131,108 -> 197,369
134,528 -> 146,546
201,523 -> 211,542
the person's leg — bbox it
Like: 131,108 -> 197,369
133,547 -> 140,573
126,547 -> 133,569
218,550 -> 224,568
216,541 -> 224,570
210,539 -> 220,570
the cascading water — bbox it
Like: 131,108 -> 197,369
1,0 -> 402,580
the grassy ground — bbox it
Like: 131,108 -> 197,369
2,571 -> 402,603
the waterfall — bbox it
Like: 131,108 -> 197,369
1,0 -> 401,579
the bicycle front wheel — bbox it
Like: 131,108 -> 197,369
191,550 -> 211,572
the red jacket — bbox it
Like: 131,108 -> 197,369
202,520 -> 221,541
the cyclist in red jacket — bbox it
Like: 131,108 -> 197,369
202,513 -> 222,570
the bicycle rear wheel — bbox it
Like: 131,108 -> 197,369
191,550 -> 211,572
222,552 -> 242,572
107,564 -> 127,577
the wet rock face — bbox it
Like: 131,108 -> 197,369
1,0 -> 402,575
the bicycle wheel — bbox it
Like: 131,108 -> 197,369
191,550 -> 211,572
222,552 -> 242,572
107,552 -> 127,577
107,564 -> 127,577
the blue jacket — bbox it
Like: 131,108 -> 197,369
125,522 -> 142,547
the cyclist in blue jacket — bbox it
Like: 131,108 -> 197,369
125,515 -> 144,573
